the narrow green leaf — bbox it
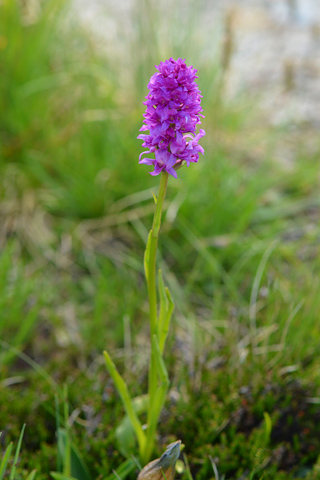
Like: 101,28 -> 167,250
62,385 -> 71,477
115,417 -> 135,460
57,428 -> 91,480
151,191 -> 157,204
103,351 -> 146,456
143,231 -> 152,283
55,395 -> 62,473
103,458 -> 136,480
115,395 -> 148,458
0,443 -> 13,480
26,470 -> 37,480
183,453 -> 194,480
9,423 -> 26,480
144,336 -> 170,462
249,470 -> 256,480
150,335 -> 169,417
263,412 -> 272,446
152,335 -> 169,386
159,287 -> 174,354
157,269 -> 167,337
50,472 -> 79,480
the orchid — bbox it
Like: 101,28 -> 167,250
138,58 -> 205,178
104,59 -> 205,467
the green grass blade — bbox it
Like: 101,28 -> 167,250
25,470 -> 37,480
249,241 -> 278,332
62,385 -> 71,477
50,473 -> 79,480
263,412 -> 272,447
103,458 -> 136,480
0,442 -> 13,480
183,453 -> 194,480
57,428 -> 91,480
9,423 -> 26,480
177,217 -> 240,301
55,395 -> 62,472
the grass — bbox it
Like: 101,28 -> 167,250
1,0 -> 320,479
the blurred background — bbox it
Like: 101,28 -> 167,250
1,0 -> 320,478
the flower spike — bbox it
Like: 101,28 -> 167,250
138,58 -> 205,178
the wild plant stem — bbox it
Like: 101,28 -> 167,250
147,171 -> 169,335
145,171 -> 169,463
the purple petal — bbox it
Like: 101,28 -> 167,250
138,57 -> 205,178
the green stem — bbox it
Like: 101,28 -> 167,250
145,171 -> 169,463
144,336 -> 170,463
147,171 -> 169,335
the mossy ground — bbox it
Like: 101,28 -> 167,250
2,350 -> 320,479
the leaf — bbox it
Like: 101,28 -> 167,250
151,191 -> 157,204
103,351 -> 146,457
26,470 -> 37,480
115,395 -> 148,458
157,269 -> 167,338
263,412 -> 272,446
159,287 -> 174,354
57,428 -> 91,480
103,458 -> 137,480
157,269 -> 175,354
9,423 -> 26,480
0,442 -> 13,480
182,453 -> 194,480
51,473 -> 79,480
115,416 -> 135,460
152,336 -> 169,386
